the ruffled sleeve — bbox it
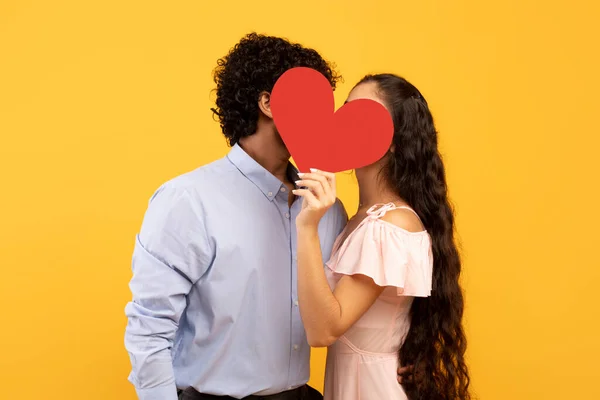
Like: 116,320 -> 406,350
327,217 -> 433,297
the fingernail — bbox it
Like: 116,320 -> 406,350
297,173 -> 305,177
295,181 -> 301,185
310,168 -> 318,172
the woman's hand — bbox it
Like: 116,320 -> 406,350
293,169 -> 336,229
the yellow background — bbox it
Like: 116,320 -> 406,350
1,1 -> 599,399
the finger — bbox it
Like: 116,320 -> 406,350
397,373 -> 413,383
298,172 -> 328,188
312,169 -> 336,185
310,169 -> 336,201
299,172 -> 330,199
308,169 -> 330,188
292,189 -> 319,207
397,366 -> 412,374
295,180 -> 325,199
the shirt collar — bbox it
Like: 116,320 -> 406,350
227,144 -> 299,201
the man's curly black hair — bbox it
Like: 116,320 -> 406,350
211,33 -> 341,146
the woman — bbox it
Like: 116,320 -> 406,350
292,74 -> 470,400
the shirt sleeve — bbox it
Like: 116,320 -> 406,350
333,198 -> 349,237
124,185 -> 212,400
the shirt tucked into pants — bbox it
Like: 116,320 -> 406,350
178,385 -> 323,400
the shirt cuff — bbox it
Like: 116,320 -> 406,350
135,382 -> 178,400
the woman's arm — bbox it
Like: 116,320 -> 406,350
294,170 -> 385,347
296,224 -> 384,347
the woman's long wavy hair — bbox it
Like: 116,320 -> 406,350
357,74 -> 470,399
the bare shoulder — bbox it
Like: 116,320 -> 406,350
379,207 -> 425,233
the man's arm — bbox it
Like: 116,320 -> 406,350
332,198 -> 348,237
124,185 -> 211,400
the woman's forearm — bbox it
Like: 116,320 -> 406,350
297,225 -> 341,347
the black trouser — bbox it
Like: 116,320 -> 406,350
178,385 -> 322,400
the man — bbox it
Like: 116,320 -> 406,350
124,33 -> 346,400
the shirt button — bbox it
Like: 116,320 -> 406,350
293,344 -> 299,350
285,213 -> 290,219
294,300 -> 299,307
268,191 -> 273,197
280,187 -> 286,192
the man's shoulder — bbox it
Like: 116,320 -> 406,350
158,157 -> 232,193
329,198 -> 348,221
146,157 -> 235,205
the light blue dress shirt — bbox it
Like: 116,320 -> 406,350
125,144 -> 347,400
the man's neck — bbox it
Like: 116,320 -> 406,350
238,132 -> 290,183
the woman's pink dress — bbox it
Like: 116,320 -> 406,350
323,203 -> 433,400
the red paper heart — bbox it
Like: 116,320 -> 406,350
271,67 -> 394,173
